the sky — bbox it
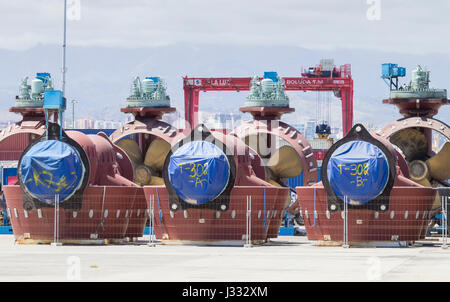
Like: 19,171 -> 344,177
1,0 -> 450,54
0,0 -> 449,129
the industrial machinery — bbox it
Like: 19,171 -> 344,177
110,76 -> 184,187
0,73 -> 55,234
0,73 -> 53,212
296,64 -> 448,245
310,88 -> 335,169
15,73 -> 54,108
183,60 -> 353,135
182,64 -> 353,236
378,64 -> 449,231
109,76 -> 186,239
230,73 -> 323,238
144,123 -> 290,244
0,73 -> 54,165
140,74 -> 300,244
3,89 -> 146,244
297,123 -> 436,245
302,59 -> 342,78
232,73 -> 318,208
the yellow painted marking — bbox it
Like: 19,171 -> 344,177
336,162 -> 370,188
179,162 -> 210,188
25,169 -> 78,193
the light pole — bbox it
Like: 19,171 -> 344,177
71,99 -> 78,128
62,0 -> 67,97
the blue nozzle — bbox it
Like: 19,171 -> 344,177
20,140 -> 85,204
168,141 -> 230,205
327,141 -> 389,205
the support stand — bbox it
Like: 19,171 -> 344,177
148,194 -> 156,247
51,195 -> 62,246
244,195 -> 252,248
343,196 -> 349,248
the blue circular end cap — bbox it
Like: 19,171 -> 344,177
168,141 -> 230,205
20,140 -> 85,204
327,141 -> 389,205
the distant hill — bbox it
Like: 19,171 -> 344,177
0,43 -> 449,128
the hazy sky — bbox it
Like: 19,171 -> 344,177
1,0 -> 449,54
0,0 -> 449,130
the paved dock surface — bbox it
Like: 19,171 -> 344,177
0,235 -> 449,282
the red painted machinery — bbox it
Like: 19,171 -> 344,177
296,64 -> 448,246
2,76 -> 146,243
144,124 -> 290,244
3,122 -> 147,243
297,124 -> 436,245
183,62 -> 353,134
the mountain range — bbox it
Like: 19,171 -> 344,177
0,43 -> 449,129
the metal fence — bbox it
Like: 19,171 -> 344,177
300,191 -> 448,248
3,189 -> 290,247
1,189 -> 448,249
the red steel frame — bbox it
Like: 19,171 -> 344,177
183,67 -> 354,134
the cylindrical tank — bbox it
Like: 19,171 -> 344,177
19,77 -> 30,99
130,77 -> 141,97
411,67 -> 429,90
261,78 -> 274,95
142,78 -> 157,96
31,78 -> 44,99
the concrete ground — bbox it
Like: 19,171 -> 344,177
0,235 -> 449,282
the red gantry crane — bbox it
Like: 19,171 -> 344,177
183,62 -> 353,134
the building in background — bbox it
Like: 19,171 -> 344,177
305,119 -> 316,140
330,127 -> 343,140
67,118 -> 124,129
75,118 -> 94,129
162,111 -> 184,130
291,123 -> 305,135
433,132 -> 447,153
199,111 -> 243,130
